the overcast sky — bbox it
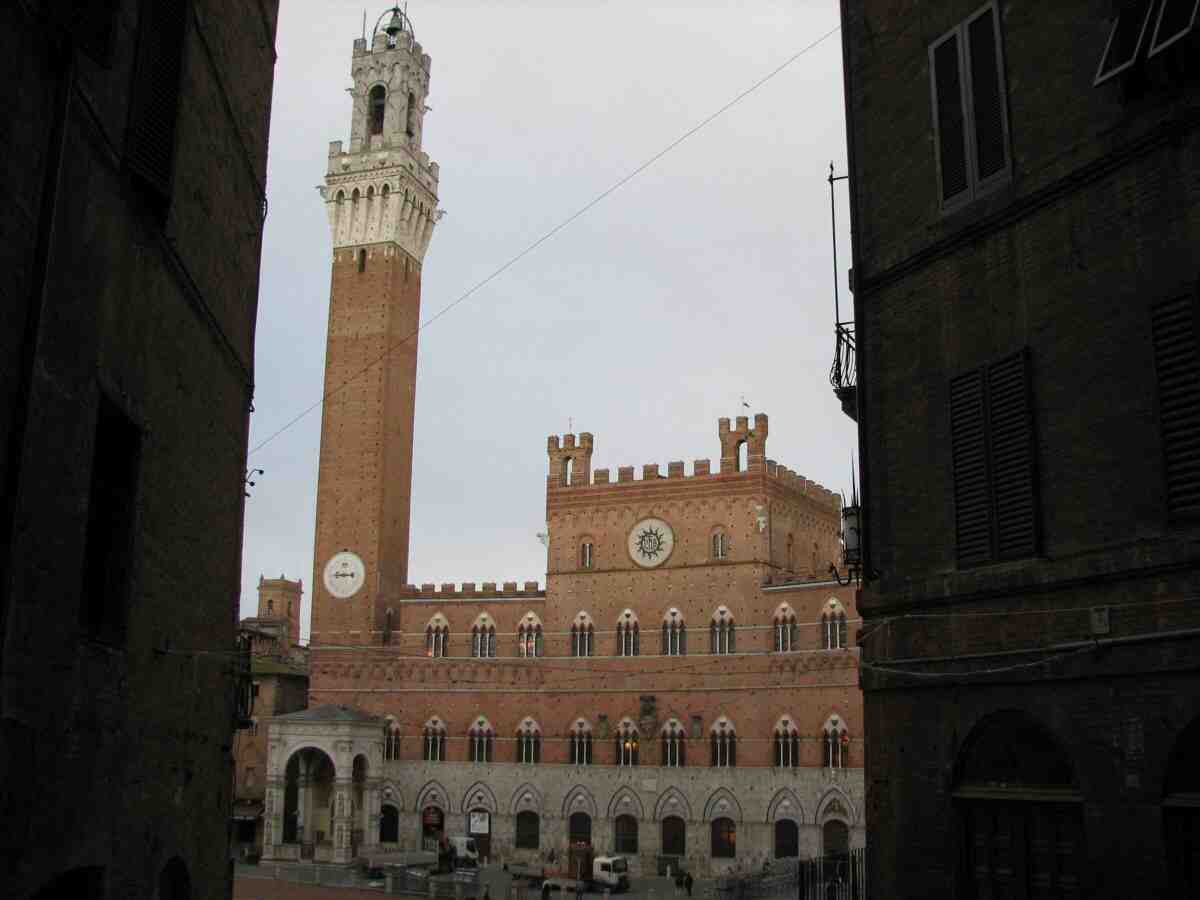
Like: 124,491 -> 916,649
239,0 -> 856,638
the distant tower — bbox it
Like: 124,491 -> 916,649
257,574 -> 303,648
311,7 -> 442,646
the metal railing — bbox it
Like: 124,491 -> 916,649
830,321 -> 857,397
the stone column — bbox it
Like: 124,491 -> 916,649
264,777 -> 285,858
297,773 -> 312,844
361,777 -> 383,857
333,777 -> 354,863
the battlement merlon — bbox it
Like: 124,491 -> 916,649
718,412 -> 768,474
547,432 -> 594,487
397,581 -> 546,601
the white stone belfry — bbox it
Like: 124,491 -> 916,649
318,10 -> 443,259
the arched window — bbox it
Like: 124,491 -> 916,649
711,817 -> 736,858
710,607 -> 736,655
425,618 -> 448,657
384,718 -> 402,761
616,720 -> 639,767
267,598 -> 274,615
368,85 -> 386,135
571,613 -> 594,657
661,719 -> 686,767
469,719 -> 494,763
614,814 -> 639,854
661,816 -> 686,857
406,91 -> 418,137
471,615 -> 496,658
822,715 -> 849,769
705,532 -> 724,561
616,611 -> 639,657
357,248 -> 367,272
515,810 -> 540,849
518,614 -> 543,658
774,604 -> 798,652
711,717 -> 737,768
568,812 -> 592,845
773,717 -> 800,768
580,541 -> 594,569
381,805 -> 400,843
422,718 -> 447,762
516,718 -> 541,764
570,719 -> 593,765
822,599 -> 848,650
662,608 -> 686,656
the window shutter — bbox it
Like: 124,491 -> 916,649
987,350 -> 1039,559
950,369 -> 993,566
967,6 -> 1008,182
1149,0 -> 1200,56
126,0 -> 189,201
932,32 -> 970,204
1151,295 -> 1200,519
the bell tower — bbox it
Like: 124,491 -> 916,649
310,6 -> 442,647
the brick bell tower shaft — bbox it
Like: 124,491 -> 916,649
311,10 -> 442,647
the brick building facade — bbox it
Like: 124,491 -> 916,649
258,10 -> 864,875
0,1 -> 280,898
837,1 -> 1200,897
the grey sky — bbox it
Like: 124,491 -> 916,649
240,0 -> 856,638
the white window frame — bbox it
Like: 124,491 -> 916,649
929,2 -> 1012,212
581,542 -> 593,569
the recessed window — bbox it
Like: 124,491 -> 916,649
469,723 -> 494,763
712,531 -> 728,560
616,615 -> 639,657
580,542 -> 594,569
614,815 -> 639,854
710,608 -> 735,655
368,85 -> 386,135
822,601 -> 849,650
127,0 -> 189,212
516,720 -> 541,764
570,720 -> 593,765
1095,0 -> 1156,83
774,720 -> 800,768
81,393 -> 142,643
1151,295 -> 1200,521
661,720 -> 687,767
929,3 -> 1011,210
711,719 -> 737,768
1150,0 -> 1200,56
616,722 -> 639,766
422,721 -> 447,761
662,611 -> 686,656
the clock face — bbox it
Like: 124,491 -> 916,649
323,550 -> 366,599
628,518 -> 675,568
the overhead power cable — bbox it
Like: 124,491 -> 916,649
247,22 -> 843,459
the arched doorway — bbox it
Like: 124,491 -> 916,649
774,819 -> 799,858
422,805 -> 445,850
380,805 -> 400,844
1165,716 -> 1200,895
569,811 -> 592,845
661,816 -> 686,857
711,818 -> 736,858
821,820 -> 848,857
469,808 -> 492,861
283,748 -> 336,850
516,811 -> 540,849
954,711 -> 1083,898
158,858 -> 191,900
614,814 -> 638,854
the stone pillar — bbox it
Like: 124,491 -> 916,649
362,777 -> 383,857
298,773 -> 312,844
333,777 -> 354,863
264,777 -> 285,858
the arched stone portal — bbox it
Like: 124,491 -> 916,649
283,747 -> 336,850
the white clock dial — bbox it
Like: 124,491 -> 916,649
323,551 -> 366,599
627,518 -> 675,568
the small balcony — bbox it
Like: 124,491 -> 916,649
830,322 -> 857,422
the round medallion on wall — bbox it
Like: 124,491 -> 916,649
627,518 -> 675,568
323,550 -> 366,599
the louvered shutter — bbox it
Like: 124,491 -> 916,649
126,0 -> 189,201
951,369 -> 993,566
967,6 -> 1008,182
987,350 -> 1039,559
932,32 -> 970,205
1151,295 -> 1200,518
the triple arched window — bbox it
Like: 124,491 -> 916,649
571,613 -> 594,657
469,719 -> 495,763
517,614 -> 543,658
711,607 -> 736,655
661,719 -> 687,767
774,717 -> 800,768
822,599 -> 849,650
823,714 -> 849,769
711,717 -> 737,767
616,611 -> 640,657
516,718 -> 541,764
774,604 -> 799,652
569,719 -> 593,765
422,718 -> 447,762
472,616 -> 497,659
662,609 -> 686,656
384,718 -> 402,761
616,720 -> 640,767
425,618 -> 449,658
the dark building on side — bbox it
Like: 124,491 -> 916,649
836,1 -> 1200,897
1,2 -> 279,898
